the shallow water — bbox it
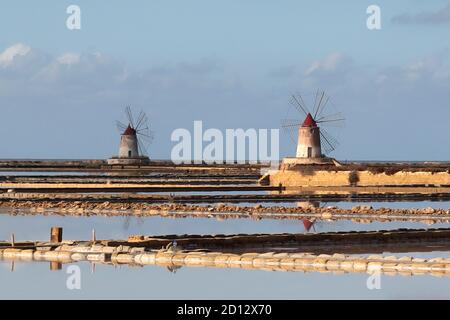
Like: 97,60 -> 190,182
1,260 -> 450,299
225,201 -> 450,209
1,205 -> 450,299
1,207 -> 450,240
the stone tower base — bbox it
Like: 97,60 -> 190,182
281,156 -> 339,167
107,156 -> 150,165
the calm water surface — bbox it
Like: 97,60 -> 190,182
1,202 -> 450,299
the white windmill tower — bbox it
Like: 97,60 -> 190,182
282,90 -> 345,165
107,106 -> 153,165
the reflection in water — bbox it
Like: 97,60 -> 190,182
166,265 -> 182,273
1,203 -> 450,299
302,219 -> 315,232
2,208 -> 450,240
2,254 -> 450,299
50,261 -> 62,271
297,201 -> 320,232
123,215 -> 145,231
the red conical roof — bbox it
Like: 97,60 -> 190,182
302,113 -> 317,127
302,219 -> 314,232
123,125 -> 136,136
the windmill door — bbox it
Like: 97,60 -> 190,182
307,147 -> 312,158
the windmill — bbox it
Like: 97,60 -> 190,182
108,106 -> 153,165
282,90 -> 345,163
297,201 -> 325,233
302,218 -> 316,232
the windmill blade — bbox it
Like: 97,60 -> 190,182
281,119 -> 301,144
316,118 -> 345,128
316,113 -> 346,128
320,128 -> 340,154
296,94 -> 309,114
315,93 -> 329,120
135,111 -> 148,131
313,90 -> 325,119
319,202 -> 325,208
316,112 -> 345,122
138,133 -> 154,146
133,109 -> 153,144
311,89 -> 322,118
281,119 -> 302,128
137,137 -> 148,156
312,91 -> 346,126
137,130 -> 152,138
317,117 -> 345,123
116,120 -> 128,133
136,126 -> 150,134
136,123 -> 154,141
137,116 -> 154,143
134,110 -> 145,130
289,94 -> 310,116
311,90 -> 318,114
320,132 -> 335,154
125,105 -> 135,128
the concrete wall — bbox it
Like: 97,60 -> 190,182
269,169 -> 450,187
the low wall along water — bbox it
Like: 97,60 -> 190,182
268,169 -> 450,188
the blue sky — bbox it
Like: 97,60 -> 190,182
0,0 -> 449,160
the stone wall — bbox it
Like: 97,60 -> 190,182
268,169 -> 450,187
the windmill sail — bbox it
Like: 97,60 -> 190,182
116,106 -> 153,158
282,90 -> 344,158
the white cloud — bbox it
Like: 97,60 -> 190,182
0,43 -> 236,108
56,53 -> 80,65
0,43 -> 249,159
0,43 -> 447,161
392,4 -> 450,25
0,43 -> 31,67
305,53 -> 352,76
408,56 -> 450,82
374,53 -> 450,88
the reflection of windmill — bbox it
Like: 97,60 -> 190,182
282,90 -> 345,161
108,106 -> 153,165
166,265 -> 182,273
297,201 -> 325,233
122,215 -> 144,230
302,218 -> 316,232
